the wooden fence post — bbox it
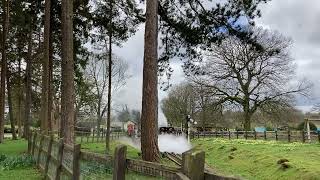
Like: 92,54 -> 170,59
28,132 -> 33,154
37,134 -> 44,165
264,131 -> 267,140
245,131 -> 248,140
288,130 -> 291,143
254,131 -> 257,140
318,131 -> 320,143
182,149 -> 205,180
228,131 -> 231,140
113,145 -> 127,180
55,139 -> 64,180
32,132 -> 37,156
236,130 -> 239,139
44,136 -> 53,177
302,130 -> 305,143
80,132 -> 83,143
215,130 -> 218,138
275,131 -> 278,141
73,144 -> 81,180
221,130 -> 224,138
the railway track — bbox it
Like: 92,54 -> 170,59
163,152 -> 216,173
164,152 -> 182,166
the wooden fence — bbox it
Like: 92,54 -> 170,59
190,130 -> 320,143
127,158 -> 180,179
30,132 -> 81,179
28,131 -> 237,180
75,130 -> 126,143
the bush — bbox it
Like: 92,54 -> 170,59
266,127 -> 274,131
0,154 -> 6,162
81,161 -> 113,176
297,122 -> 317,131
0,154 -> 34,170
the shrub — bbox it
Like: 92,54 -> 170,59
266,127 -> 274,131
0,154 -> 34,170
81,161 -> 113,176
297,122 -> 317,131
0,154 -> 6,162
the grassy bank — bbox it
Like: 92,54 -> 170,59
193,138 -> 320,180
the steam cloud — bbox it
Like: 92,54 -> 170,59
119,134 -> 192,154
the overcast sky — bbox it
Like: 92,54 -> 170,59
112,1 -> 320,125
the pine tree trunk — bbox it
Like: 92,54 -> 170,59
141,0 -> 160,162
48,3 -> 54,133
105,0 -> 113,152
61,0 -> 75,144
23,25 -> 32,139
17,59 -> 22,137
0,0 -> 10,143
40,0 -> 51,134
6,71 -> 17,140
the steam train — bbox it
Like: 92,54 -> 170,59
159,126 -> 226,134
159,127 -> 177,134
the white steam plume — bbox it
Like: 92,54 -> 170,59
118,134 -> 192,154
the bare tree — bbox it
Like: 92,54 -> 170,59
86,53 -> 128,137
61,0 -> 75,144
141,0 -> 160,162
189,28 -> 310,130
161,83 -> 197,126
161,83 -> 223,128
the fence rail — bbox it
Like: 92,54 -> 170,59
127,158 -> 180,179
75,130 -> 126,144
190,130 -> 320,143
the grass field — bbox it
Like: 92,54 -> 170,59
81,141 -> 141,159
193,138 -> 320,180
3,136 -> 318,180
0,139 -> 42,180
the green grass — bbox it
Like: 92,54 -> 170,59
0,139 -> 28,156
81,141 -> 141,159
0,139 -> 42,180
193,138 -> 320,180
80,140 -> 177,166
